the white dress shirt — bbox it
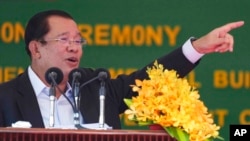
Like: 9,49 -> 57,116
28,67 -> 79,128
182,38 -> 204,63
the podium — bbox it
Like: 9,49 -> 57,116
0,128 -> 177,141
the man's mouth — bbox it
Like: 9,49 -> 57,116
67,57 -> 78,63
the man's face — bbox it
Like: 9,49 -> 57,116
36,16 -> 83,79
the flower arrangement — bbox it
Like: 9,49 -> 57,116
124,61 -> 223,141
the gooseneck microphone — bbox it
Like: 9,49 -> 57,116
45,67 -> 63,85
69,68 -> 110,129
45,67 -> 63,128
68,68 -> 86,128
79,69 -> 109,89
98,72 -> 108,129
79,68 -> 110,129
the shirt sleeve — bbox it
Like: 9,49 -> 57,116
182,38 -> 204,64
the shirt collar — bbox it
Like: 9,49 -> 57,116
28,66 -> 72,97
28,66 -> 47,97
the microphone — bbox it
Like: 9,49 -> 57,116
79,68 -> 109,89
95,69 -> 109,129
45,67 -> 63,85
69,68 -> 85,107
74,68 -> 110,129
98,71 -> 108,81
69,68 -> 86,85
80,68 -> 109,129
98,78 -> 106,129
68,68 -> 86,127
45,67 -> 63,128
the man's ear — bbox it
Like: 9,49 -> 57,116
29,41 -> 41,59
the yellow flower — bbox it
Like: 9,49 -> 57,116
124,61 -> 223,141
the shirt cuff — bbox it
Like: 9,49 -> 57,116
182,38 -> 204,64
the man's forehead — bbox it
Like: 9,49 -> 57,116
47,16 -> 80,37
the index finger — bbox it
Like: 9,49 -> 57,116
222,21 -> 244,32
219,21 -> 244,37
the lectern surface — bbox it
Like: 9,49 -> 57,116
0,128 -> 177,141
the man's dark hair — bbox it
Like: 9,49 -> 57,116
24,10 -> 74,57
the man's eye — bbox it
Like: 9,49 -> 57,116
60,38 -> 68,41
75,40 -> 82,44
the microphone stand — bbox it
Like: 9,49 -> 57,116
98,80 -> 106,129
45,67 -> 63,128
73,80 -> 81,128
73,70 -> 111,130
49,82 -> 56,128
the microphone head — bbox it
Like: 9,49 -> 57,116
95,68 -> 110,81
98,71 -> 108,80
45,67 -> 63,84
69,68 -> 86,84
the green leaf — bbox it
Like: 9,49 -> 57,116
124,98 -> 132,107
164,127 -> 224,141
216,136 -> 224,140
138,120 -> 153,126
164,127 -> 189,141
